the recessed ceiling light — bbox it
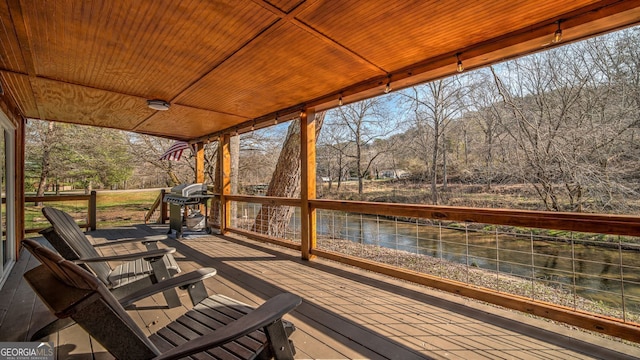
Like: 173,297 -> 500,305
147,99 -> 170,111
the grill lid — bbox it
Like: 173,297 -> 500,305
164,183 -> 212,205
170,183 -> 208,197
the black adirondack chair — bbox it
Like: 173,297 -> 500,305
40,206 -> 182,304
22,239 -> 301,360
31,206 -> 185,341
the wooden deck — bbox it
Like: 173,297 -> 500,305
1,224 -> 639,359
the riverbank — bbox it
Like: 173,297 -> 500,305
318,180 -> 640,215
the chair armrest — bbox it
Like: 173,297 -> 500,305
73,248 -> 176,263
119,268 -> 217,308
152,293 -> 302,360
92,235 -> 168,248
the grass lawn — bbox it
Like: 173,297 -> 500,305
24,189 -> 165,235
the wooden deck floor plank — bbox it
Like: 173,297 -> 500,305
285,326 -> 357,359
172,249 -> 429,359
171,239 -> 384,359
89,336 -> 111,360
0,252 -> 42,341
26,294 -> 58,341
226,258 -> 472,358
204,283 -> 371,359
0,243 -> 34,327
182,265 -> 371,359
299,301 -> 429,360
180,263 -> 367,359
56,322 -> 95,360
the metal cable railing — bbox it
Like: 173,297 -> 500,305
314,209 -> 640,323
216,195 -> 640,340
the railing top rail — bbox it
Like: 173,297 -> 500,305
226,194 -> 301,207
25,194 -> 93,202
310,199 -> 640,237
216,194 -> 640,237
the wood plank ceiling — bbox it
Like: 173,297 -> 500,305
1,0 -> 639,141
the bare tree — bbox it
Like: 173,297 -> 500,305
491,40 -> 638,212
324,99 -> 394,196
34,122 -> 59,198
238,128 -> 285,189
128,135 -> 193,186
317,124 -> 352,191
466,70 -> 510,189
400,78 -> 467,204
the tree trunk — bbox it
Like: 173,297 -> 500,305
252,113 -> 325,237
36,122 -> 56,206
431,122 -> 439,204
442,133 -> 447,190
168,171 -> 180,186
463,128 -> 469,166
356,140 -> 363,196
486,129 -> 493,190
336,154 -> 343,190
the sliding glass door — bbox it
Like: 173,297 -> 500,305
0,110 -> 14,288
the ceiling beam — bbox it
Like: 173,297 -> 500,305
251,0 -> 386,73
6,0 -> 43,119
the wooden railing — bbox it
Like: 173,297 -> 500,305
219,194 -> 640,343
310,199 -> 640,236
144,189 -> 168,224
24,191 -> 97,233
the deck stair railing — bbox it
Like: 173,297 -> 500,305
144,189 -> 168,224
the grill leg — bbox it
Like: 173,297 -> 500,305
169,203 -> 183,239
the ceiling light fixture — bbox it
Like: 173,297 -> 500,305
384,76 -> 392,94
338,94 -> 343,106
553,21 -> 563,43
250,121 -> 255,131
456,53 -> 464,73
147,99 -> 170,111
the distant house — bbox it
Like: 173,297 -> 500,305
379,169 -> 410,179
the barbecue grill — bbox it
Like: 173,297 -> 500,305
164,183 -> 213,238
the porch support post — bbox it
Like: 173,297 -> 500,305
194,141 -> 205,213
194,141 -> 205,184
300,108 -> 316,260
219,134 -> 231,234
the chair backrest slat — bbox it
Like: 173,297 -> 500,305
23,239 -> 96,290
22,239 -> 159,359
42,207 -> 111,283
